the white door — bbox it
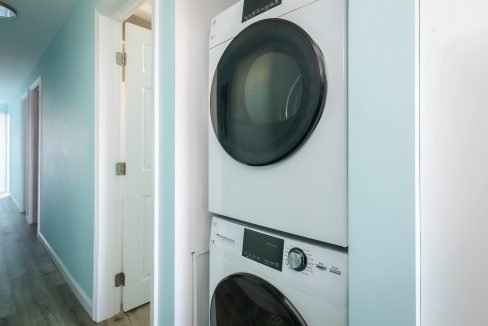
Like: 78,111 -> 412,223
123,22 -> 153,311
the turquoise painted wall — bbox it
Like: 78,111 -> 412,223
157,0 -> 175,324
348,0 -> 416,325
9,98 -> 22,203
8,0 -> 97,299
0,104 -> 6,112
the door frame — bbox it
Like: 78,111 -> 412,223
18,92 -> 28,212
93,1 -> 160,322
0,104 -> 11,196
26,77 -> 42,226
18,77 -> 43,223
6,105 -> 10,195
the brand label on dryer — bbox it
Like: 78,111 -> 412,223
242,0 -> 282,22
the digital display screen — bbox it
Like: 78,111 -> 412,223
242,0 -> 282,22
242,229 -> 284,271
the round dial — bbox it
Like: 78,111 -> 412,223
287,248 -> 307,271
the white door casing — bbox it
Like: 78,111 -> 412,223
26,88 -> 39,224
18,94 -> 28,213
122,22 -> 153,312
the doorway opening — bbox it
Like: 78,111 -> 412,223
0,104 -> 8,198
120,1 -> 154,317
20,78 -> 41,227
94,0 -> 155,323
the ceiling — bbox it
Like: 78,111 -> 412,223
0,0 -> 78,104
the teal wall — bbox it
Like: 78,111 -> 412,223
348,0 -> 416,325
0,104 -> 6,112
157,0 -> 175,324
8,0 -> 97,299
9,98 -> 22,203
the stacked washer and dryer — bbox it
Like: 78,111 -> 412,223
208,0 -> 348,325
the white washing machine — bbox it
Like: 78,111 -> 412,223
209,217 -> 348,325
208,0 -> 348,247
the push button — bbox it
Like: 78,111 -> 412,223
316,264 -> 327,271
330,268 -> 342,275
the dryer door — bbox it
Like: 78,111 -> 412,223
210,18 -> 327,166
210,273 -> 307,326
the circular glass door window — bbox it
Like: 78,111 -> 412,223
210,273 -> 307,326
210,18 -> 327,166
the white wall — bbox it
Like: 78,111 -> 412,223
420,1 -> 488,325
0,106 -> 7,193
174,0 -> 238,325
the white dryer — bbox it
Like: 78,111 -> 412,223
209,217 -> 348,325
208,0 -> 348,247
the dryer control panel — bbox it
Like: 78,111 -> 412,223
242,0 -> 282,22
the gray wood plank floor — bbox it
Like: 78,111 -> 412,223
0,197 -> 150,326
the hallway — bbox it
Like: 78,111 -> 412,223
0,197 -> 149,326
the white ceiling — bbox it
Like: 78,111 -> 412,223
0,0 -> 78,104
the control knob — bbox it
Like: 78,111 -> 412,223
287,247 -> 307,271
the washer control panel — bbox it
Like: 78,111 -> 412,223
242,228 -> 284,271
287,247 -> 307,271
211,217 -> 348,308
284,243 -> 346,277
239,225 -> 347,278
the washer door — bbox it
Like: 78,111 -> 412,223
210,18 -> 327,166
210,273 -> 307,326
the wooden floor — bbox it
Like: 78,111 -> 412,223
0,197 -> 150,326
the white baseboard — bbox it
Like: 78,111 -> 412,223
38,232 -> 93,317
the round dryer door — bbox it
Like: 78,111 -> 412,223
210,273 -> 307,326
210,18 -> 327,166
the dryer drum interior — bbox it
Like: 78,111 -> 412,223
210,273 -> 307,326
210,18 -> 327,166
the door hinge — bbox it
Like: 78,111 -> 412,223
115,272 -> 125,287
116,50 -> 127,81
116,162 -> 126,176
116,51 -> 126,67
